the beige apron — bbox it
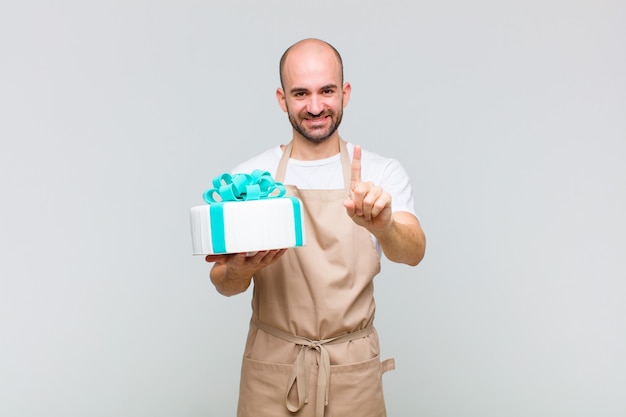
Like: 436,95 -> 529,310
237,140 -> 394,417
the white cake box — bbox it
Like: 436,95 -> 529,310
190,171 -> 305,255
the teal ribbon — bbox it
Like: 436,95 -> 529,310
203,169 -> 286,204
202,170 -> 302,254
287,196 -> 304,247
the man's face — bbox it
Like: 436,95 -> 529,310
277,46 -> 350,144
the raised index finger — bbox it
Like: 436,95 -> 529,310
350,145 -> 362,189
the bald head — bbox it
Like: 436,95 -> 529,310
279,38 -> 344,89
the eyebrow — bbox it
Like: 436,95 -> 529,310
290,87 -> 309,94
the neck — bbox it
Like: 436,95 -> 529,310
288,135 -> 341,160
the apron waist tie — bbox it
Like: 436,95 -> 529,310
252,318 -> 374,417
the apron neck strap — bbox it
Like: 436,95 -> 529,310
276,139 -> 352,191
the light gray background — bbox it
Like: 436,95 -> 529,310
1,1 -> 625,416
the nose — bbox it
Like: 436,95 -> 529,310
306,94 -> 324,116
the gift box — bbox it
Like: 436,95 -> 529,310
190,170 -> 305,255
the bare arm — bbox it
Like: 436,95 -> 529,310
372,211 -> 425,266
343,145 -> 426,266
206,249 -> 287,296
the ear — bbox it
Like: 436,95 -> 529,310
342,82 -> 352,108
276,88 -> 288,112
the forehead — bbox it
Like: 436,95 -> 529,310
282,44 -> 342,90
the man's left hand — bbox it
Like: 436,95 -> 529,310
343,145 -> 393,233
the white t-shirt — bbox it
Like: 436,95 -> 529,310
231,142 -> 417,256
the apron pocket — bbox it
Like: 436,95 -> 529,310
327,355 -> 388,417
238,357 -> 294,417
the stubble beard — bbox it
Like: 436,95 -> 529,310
288,108 -> 343,144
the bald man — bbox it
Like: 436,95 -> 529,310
206,38 -> 425,417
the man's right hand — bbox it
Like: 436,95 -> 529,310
206,249 -> 287,296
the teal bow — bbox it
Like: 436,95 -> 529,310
203,169 -> 286,204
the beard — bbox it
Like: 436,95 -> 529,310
287,107 -> 343,144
